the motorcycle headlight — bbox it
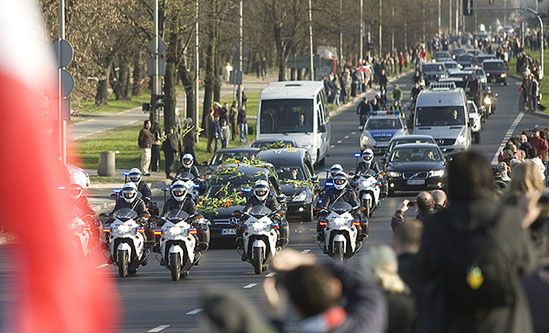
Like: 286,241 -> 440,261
428,169 -> 446,178
360,179 -> 369,188
500,73 -> 506,77
293,190 -> 307,202
483,96 -> 492,105
387,171 -> 401,178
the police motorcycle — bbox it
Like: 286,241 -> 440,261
349,153 -> 384,217
103,208 -> 150,277
155,209 -> 209,281
317,201 -> 365,262
482,85 -> 498,118
173,169 -> 202,201
69,214 -> 92,258
235,205 -> 287,275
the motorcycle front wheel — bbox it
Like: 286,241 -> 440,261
170,252 -> 182,281
252,247 -> 264,275
117,249 -> 129,278
332,241 -> 345,263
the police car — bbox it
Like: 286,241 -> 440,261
359,111 -> 407,154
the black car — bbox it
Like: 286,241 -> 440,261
257,148 -> 318,221
207,148 -> 260,171
251,139 -> 298,149
455,53 -> 474,68
199,162 -> 285,243
385,143 -> 446,196
421,63 -> 447,84
482,59 -> 508,85
474,54 -> 496,66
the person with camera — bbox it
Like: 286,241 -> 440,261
390,191 -> 435,232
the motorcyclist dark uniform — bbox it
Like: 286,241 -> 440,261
176,153 -> 201,179
159,180 -> 210,246
112,183 -> 148,217
67,183 -> 101,244
356,98 -> 371,126
128,168 -> 158,215
355,148 -> 381,175
317,172 -> 368,242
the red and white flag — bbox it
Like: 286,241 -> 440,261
0,1 -> 117,332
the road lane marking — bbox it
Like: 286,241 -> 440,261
337,140 -> 342,144
344,135 -> 350,139
491,112 -> 524,164
95,263 -> 109,269
243,283 -> 257,289
148,325 -> 170,332
266,272 -> 276,278
301,249 -> 311,254
186,308 -> 204,315
351,131 -> 356,135
330,145 -> 335,149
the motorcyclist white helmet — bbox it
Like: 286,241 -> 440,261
67,183 -> 83,201
182,154 -> 194,169
121,182 -> 138,204
128,168 -> 142,183
362,149 -> 374,163
332,171 -> 348,191
253,179 -> 270,201
329,164 -> 344,178
171,180 -> 188,202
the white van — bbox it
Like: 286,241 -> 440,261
413,82 -> 471,154
256,81 -> 331,166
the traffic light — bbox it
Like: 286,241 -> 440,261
463,0 -> 473,16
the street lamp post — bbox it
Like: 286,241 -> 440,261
379,0 -> 382,58
238,0 -> 243,105
194,0 -> 199,140
449,0 -> 453,34
360,0 -> 364,60
308,0 -> 314,80
58,0 -> 67,164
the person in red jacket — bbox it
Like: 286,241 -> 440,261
530,129 -> 548,161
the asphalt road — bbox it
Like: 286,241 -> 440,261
1,73 -> 547,333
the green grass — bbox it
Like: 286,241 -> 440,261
76,121 -> 256,176
75,94 -> 151,115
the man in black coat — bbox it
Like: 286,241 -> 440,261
161,127 -> 179,180
415,151 -> 536,333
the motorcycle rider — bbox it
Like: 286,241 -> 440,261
128,168 -> 159,215
355,148 -> 381,174
318,171 -> 368,241
356,97 -> 372,126
176,153 -> 200,180
112,182 -> 148,216
66,183 -> 101,244
159,180 -> 210,249
237,180 -> 289,254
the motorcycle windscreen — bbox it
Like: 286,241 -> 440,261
330,200 -> 353,214
164,209 -> 190,221
113,208 -> 138,220
249,205 -> 273,217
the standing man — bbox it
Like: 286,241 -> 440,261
150,122 -> 162,173
162,127 -> 179,180
229,101 -> 238,141
138,120 -> 153,176
237,105 -> 248,144
379,69 -> 388,98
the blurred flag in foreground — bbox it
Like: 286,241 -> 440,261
0,1 -> 117,332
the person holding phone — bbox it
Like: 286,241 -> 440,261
390,192 -> 435,232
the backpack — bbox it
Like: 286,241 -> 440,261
444,212 -> 516,313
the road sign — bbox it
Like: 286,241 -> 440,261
52,39 -> 74,68
147,39 -> 168,55
147,57 -> 166,76
57,69 -> 74,98
229,70 -> 243,85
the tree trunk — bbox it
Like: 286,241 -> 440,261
94,57 -> 113,106
132,52 -> 144,96
178,58 -> 194,121
202,0 -> 218,134
164,31 -> 178,132
113,57 -> 130,100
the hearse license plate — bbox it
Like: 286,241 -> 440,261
221,228 -> 236,236
407,179 -> 425,185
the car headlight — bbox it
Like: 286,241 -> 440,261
293,190 -> 307,202
428,169 -> 446,177
483,96 -> 492,105
500,73 -> 506,77
387,171 -> 401,177
456,132 -> 467,145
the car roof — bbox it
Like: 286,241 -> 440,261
252,138 -> 297,145
483,59 -> 505,64
392,143 -> 441,150
261,81 -> 324,100
214,164 -> 273,178
256,148 -> 309,166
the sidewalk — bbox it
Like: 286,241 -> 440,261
70,73 -> 277,142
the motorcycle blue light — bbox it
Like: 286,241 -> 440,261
354,152 -> 361,158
